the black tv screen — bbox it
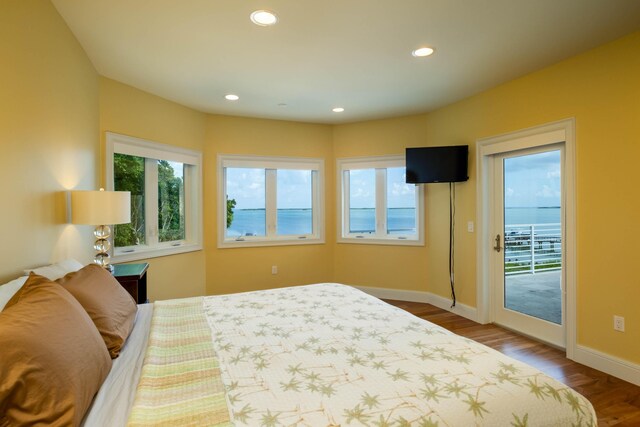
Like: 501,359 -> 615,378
406,145 -> 469,183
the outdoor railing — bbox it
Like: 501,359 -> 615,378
504,223 -> 561,275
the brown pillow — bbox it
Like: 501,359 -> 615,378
0,273 -> 112,426
56,264 -> 137,359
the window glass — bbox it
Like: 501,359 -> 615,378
158,160 -> 185,242
348,169 -> 376,234
108,132 -> 202,261
338,156 -> 423,245
277,170 -> 312,235
386,167 -> 416,235
219,155 -> 323,247
113,153 -> 145,247
225,168 -> 266,237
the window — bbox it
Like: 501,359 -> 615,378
337,155 -> 424,245
218,155 -> 324,247
106,133 -> 202,261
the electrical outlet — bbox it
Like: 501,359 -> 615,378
271,265 -> 278,275
467,221 -> 474,232
613,315 -> 625,332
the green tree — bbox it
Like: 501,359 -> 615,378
113,155 -> 185,246
157,160 -> 184,242
227,197 -> 236,228
113,153 -> 145,247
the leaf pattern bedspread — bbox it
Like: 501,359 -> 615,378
202,283 -> 596,426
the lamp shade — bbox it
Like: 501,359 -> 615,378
71,190 -> 131,225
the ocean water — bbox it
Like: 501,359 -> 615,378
349,208 -> 416,234
227,209 -> 312,237
505,207 -> 561,225
226,207 -> 558,237
226,208 -> 416,237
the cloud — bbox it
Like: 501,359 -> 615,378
278,169 -> 311,185
351,186 -> 372,199
277,170 -> 312,208
504,150 -> 561,173
547,169 -> 561,179
391,182 -> 413,196
226,168 -> 266,208
536,185 -> 561,199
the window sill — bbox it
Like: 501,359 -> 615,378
113,243 -> 202,262
337,236 -> 424,246
218,237 -> 325,249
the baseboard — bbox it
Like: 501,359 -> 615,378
355,286 -> 478,323
573,345 -> 640,387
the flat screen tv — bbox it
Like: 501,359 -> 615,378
405,145 -> 469,183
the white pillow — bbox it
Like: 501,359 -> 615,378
23,259 -> 84,281
0,276 -> 28,311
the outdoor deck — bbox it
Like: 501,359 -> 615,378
505,270 -> 562,324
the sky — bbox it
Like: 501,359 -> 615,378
227,167 -> 415,210
349,167 -> 415,209
504,150 -> 561,208
226,168 -> 312,209
226,168 -> 265,209
165,160 -> 183,179
226,153 -> 559,211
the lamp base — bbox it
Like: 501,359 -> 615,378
93,251 -> 114,271
93,225 -> 114,272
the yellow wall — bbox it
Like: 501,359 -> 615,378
333,32 -> 640,363
333,115 -> 430,291
204,115 -> 334,295
470,32 -> 639,363
3,2 -> 638,367
332,114 -> 476,307
97,83 -> 336,298
332,112 -> 476,304
0,0 -> 98,282
99,77 -> 208,301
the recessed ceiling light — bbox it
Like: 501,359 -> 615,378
250,10 -> 278,26
332,107 -> 345,113
225,94 -> 239,101
412,47 -> 435,57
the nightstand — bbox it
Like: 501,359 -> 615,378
112,263 -> 149,304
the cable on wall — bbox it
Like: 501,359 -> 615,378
449,182 -> 456,308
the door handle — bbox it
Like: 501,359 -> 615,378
493,234 -> 502,252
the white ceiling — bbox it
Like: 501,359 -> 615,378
52,0 -> 640,124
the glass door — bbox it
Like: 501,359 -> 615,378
492,144 -> 565,347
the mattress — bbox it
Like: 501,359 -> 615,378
124,284 -> 596,426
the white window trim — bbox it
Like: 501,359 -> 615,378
106,132 -> 203,262
337,155 -> 424,246
218,154 -> 325,248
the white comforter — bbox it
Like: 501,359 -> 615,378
202,283 -> 596,426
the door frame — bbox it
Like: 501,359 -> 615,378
476,118 -> 576,358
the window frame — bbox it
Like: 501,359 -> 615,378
337,155 -> 424,246
218,154 -> 325,248
106,132 -> 203,262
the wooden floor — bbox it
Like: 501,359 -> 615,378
386,299 -> 640,426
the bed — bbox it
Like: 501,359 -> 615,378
83,283 -> 596,426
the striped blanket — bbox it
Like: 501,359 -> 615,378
127,298 -> 231,427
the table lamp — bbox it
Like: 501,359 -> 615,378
71,188 -> 131,272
